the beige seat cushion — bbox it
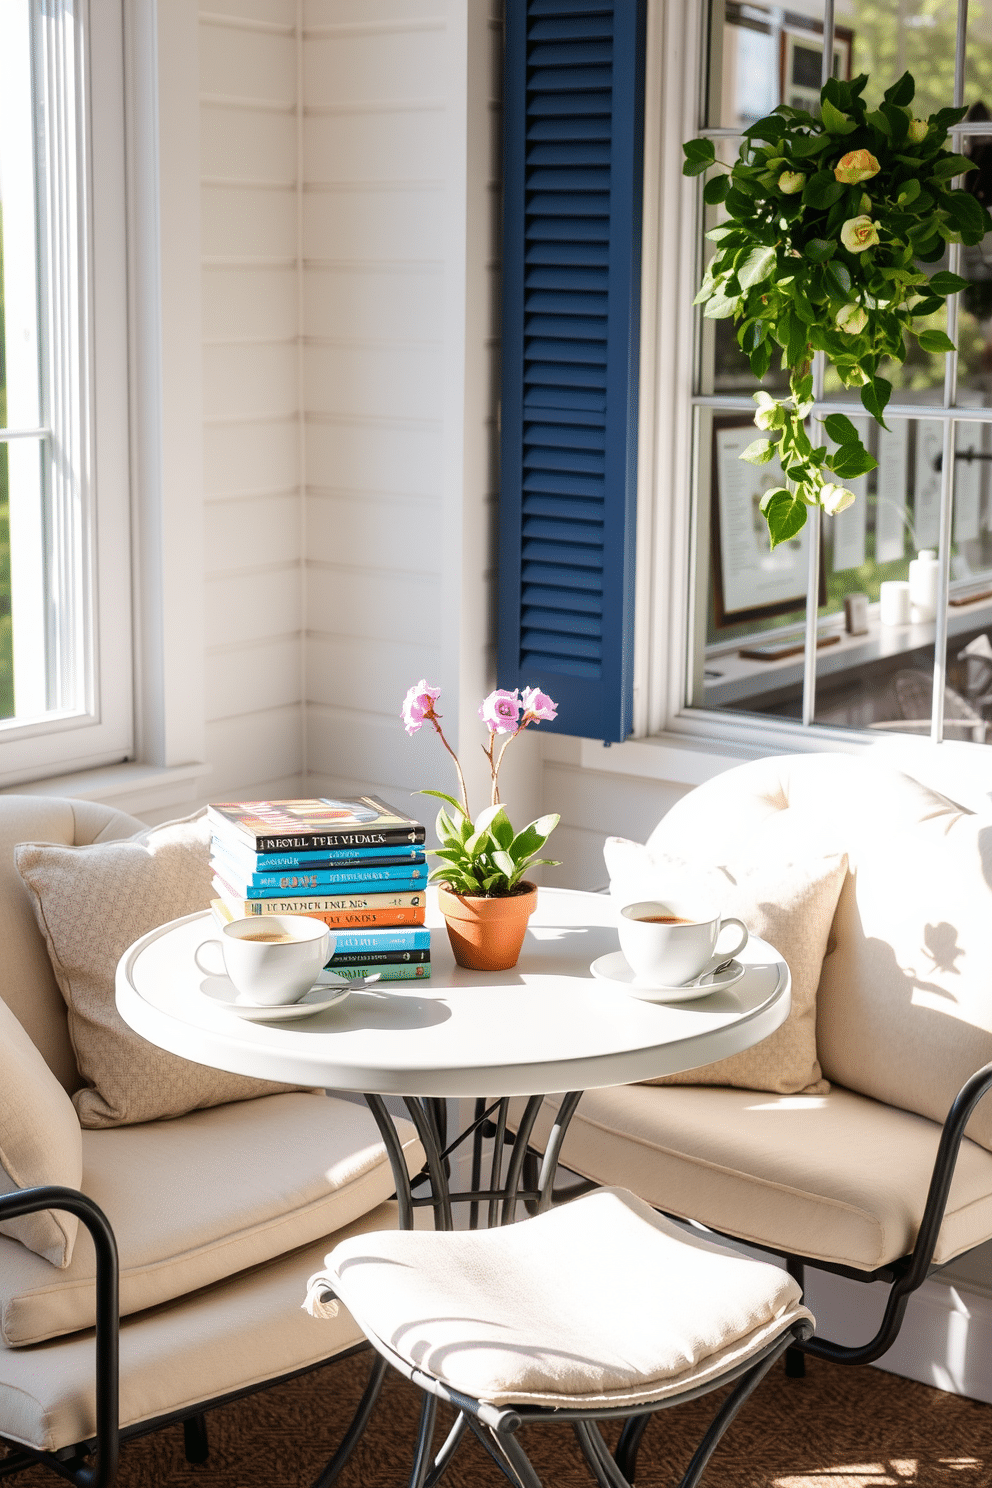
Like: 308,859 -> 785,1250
0,1092 -> 423,1346
0,1201 -> 401,1454
15,811 -> 310,1127
516,1084 -> 992,1272
317,1186 -> 811,1409
0,795 -> 142,1095
0,997 -> 82,1267
817,811 -> 992,1151
604,836 -> 847,1094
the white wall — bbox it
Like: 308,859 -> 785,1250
301,0 -> 536,830
198,0 -> 306,804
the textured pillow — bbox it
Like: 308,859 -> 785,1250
15,812 -> 309,1128
817,811 -> 992,1152
604,836 -> 848,1094
0,996 -> 82,1266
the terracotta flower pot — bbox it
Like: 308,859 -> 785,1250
437,882 -> 538,972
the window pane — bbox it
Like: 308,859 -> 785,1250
0,0 -> 41,431
706,0 -> 843,131
688,407 -> 812,720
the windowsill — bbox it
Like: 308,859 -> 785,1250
0,760 -> 212,818
560,726 -> 992,815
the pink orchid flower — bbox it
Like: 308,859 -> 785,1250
521,686 -> 558,723
401,679 -> 441,736
479,688 -> 522,735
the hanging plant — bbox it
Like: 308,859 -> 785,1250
684,70 -> 992,548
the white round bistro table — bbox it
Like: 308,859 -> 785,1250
116,887 -> 790,1487
116,887 -> 789,1101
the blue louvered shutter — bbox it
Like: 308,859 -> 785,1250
497,0 -> 645,743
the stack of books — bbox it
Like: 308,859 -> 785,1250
208,796 -> 430,982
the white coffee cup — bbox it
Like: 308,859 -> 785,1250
195,916 -> 333,1005
617,900 -> 748,988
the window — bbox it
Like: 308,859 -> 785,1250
0,0 -> 131,785
669,0 -> 992,751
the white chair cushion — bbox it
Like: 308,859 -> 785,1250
515,1085 -> 992,1271
0,1092 -> 423,1346
0,995 -> 82,1267
0,1201 -> 399,1454
816,811 -> 992,1151
317,1187 -> 812,1409
604,835 -> 847,1095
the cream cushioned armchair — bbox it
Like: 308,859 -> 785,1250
520,753 -> 992,1370
0,796 -> 423,1487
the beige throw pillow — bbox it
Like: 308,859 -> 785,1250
604,837 -> 848,1094
0,996 -> 82,1266
16,812 -> 309,1128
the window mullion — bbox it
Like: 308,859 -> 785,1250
801,0 -> 835,730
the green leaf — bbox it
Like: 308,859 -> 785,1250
861,375 -> 892,427
866,109 -> 890,135
749,341 -> 773,379
703,293 -> 738,320
825,259 -> 852,298
829,443 -> 877,478
786,311 -> 809,367
724,186 -> 755,218
943,190 -> 988,244
682,137 -> 716,176
508,814 -> 560,863
743,113 -> 786,141
492,849 -> 515,878
824,412 -> 860,445
931,153 -> 976,179
737,245 -> 777,291
804,171 -> 844,209
927,270 -> 968,295
918,328 -> 956,354
740,437 -> 777,465
703,173 -> 729,204
790,135 -> 830,158
759,487 -> 808,548
883,71 -> 915,107
419,787 -> 468,817
473,804 -> 504,834
897,177 -> 921,205
912,295 -> 944,317
821,98 -> 855,135
932,105 -> 969,130
805,238 -> 835,263
880,102 -> 909,144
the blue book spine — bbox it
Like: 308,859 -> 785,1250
211,837 -> 425,871
240,870 -> 428,898
329,927 -> 432,954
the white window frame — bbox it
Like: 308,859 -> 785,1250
0,0 -> 132,788
630,0 -> 992,806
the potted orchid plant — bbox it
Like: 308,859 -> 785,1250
684,70 -> 992,547
401,680 -> 561,970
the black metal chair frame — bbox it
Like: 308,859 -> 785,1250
0,1186 -> 370,1488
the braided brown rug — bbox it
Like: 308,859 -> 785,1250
8,1350 -> 992,1488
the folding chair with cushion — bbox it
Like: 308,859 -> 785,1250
306,1187 -> 814,1488
0,795 -> 423,1488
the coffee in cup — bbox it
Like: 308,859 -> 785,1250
195,915 -> 334,1005
617,899 -> 748,988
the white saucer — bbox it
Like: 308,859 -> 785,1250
199,976 -> 351,1022
590,952 -> 746,1003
